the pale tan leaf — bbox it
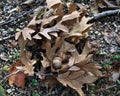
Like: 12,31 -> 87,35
32,34 -> 42,39
42,15 -> 59,27
39,27 -> 58,40
46,0 -> 62,9
75,41 -> 92,64
61,11 -> 80,26
27,16 -> 41,28
41,53 -> 50,68
66,16 -> 92,42
15,31 -> 21,40
69,66 -> 80,71
68,57 -> 75,66
82,63 -> 102,76
21,27 -> 35,40
49,32 -> 58,37
55,24 -> 69,33
76,16 -> 92,34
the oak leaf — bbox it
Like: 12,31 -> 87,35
15,27 -> 35,40
18,36 -> 36,76
46,0 -> 62,9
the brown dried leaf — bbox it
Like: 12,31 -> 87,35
42,15 -> 59,28
8,61 -> 26,88
57,77 -> 84,96
66,17 -> 92,43
18,27 -> 35,40
55,23 -> 69,33
69,66 -> 80,71
32,34 -> 42,39
61,11 -> 80,26
57,60 -> 101,96
55,4 -> 65,17
48,37 -> 63,59
27,16 -> 41,28
18,36 -> 36,76
75,41 -> 92,64
46,0 -> 62,9
41,53 -> 50,68
49,32 -> 58,37
15,31 -> 21,40
39,27 -> 58,40
68,70 -> 85,80
19,51 -> 36,76
68,3 -> 77,14
68,57 -> 75,66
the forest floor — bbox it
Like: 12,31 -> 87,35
0,0 -> 120,96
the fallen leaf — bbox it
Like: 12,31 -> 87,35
41,53 -> 50,68
32,34 -> 42,39
18,35 -> 36,76
66,16 -> 92,43
46,0 -> 62,9
68,3 -> 77,14
20,27 -> 35,40
27,16 -> 41,28
61,11 -> 80,26
42,15 -> 59,27
69,66 -> 80,71
8,61 -> 26,88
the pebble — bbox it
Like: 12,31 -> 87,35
7,89 -> 12,93
95,31 -> 99,34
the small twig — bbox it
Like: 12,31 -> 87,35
96,84 -> 120,92
87,9 -> 120,24
103,0 -> 120,9
0,35 -> 14,42
0,70 -> 24,84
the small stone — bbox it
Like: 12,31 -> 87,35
112,71 -> 120,82
95,31 -> 99,34
90,30 -> 94,34
98,33 -> 101,36
7,89 -> 12,93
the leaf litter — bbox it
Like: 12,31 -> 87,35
8,0 -> 102,95
0,0 -> 119,96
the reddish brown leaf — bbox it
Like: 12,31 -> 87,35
9,61 -> 26,88
68,3 -> 77,14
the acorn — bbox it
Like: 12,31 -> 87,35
52,57 -> 62,69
